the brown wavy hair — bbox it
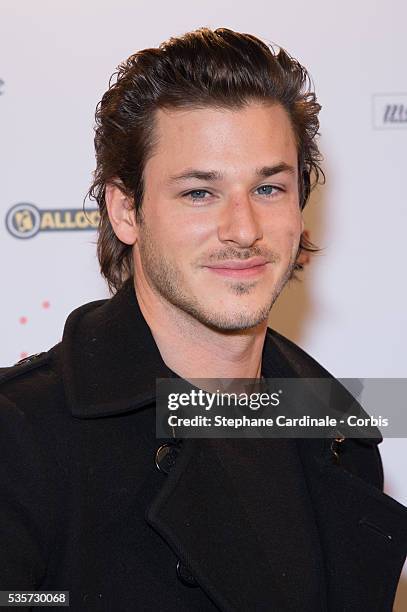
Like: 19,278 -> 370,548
87,27 -> 324,293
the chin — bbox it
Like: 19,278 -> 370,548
199,304 -> 271,332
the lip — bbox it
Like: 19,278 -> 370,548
207,257 -> 268,270
205,257 -> 269,278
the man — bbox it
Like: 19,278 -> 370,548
1,27 -> 406,611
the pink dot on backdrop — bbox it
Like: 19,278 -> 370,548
42,300 -> 50,309
20,351 -> 28,359
19,316 -> 27,325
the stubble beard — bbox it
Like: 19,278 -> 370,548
137,221 -> 298,332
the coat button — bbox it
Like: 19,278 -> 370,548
155,442 -> 181,474
176,559 -> 198,587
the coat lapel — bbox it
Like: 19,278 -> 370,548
146,434 -> 407,611
146,436 -> 328,611
296,437 -> 407,611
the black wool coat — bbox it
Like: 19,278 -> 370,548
1,279 -> 406,611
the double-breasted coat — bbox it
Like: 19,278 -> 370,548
1,279 -> 406,611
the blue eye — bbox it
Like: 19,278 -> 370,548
183,189 -> 210,201
256,185 -> 281,197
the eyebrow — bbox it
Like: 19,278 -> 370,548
167,162 -> 296,184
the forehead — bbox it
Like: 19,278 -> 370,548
145,102 -> 298,179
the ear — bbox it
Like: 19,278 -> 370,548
105,182 -> 139,245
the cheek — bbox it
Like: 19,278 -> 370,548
265,208 -> 302,243
139,187 -> 213,269
157,207 -> 213,250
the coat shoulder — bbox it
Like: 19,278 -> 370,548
0,344 -> 65,420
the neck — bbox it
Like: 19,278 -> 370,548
133,279 -> 268,382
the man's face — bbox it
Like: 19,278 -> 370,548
134,101 -> 302,331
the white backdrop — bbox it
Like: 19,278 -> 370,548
1,0 -> 406,603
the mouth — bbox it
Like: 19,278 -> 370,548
204,257 -> 269,278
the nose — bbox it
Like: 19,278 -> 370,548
217,194 -> 263,248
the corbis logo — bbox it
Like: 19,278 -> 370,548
372,93 -> 407,129
5,203 -> 100,239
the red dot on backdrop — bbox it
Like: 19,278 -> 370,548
42,300 -> 50,309
19,316 -> 28,325
20,351 -> 28,359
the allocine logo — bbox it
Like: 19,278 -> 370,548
372,93 -> 407,129
5,203 -> 100,239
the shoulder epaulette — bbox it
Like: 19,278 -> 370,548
0,351 -> 51,385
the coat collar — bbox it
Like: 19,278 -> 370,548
59,277 -> 382,448
60,278 -> 176,418
60,277 -> 307,419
